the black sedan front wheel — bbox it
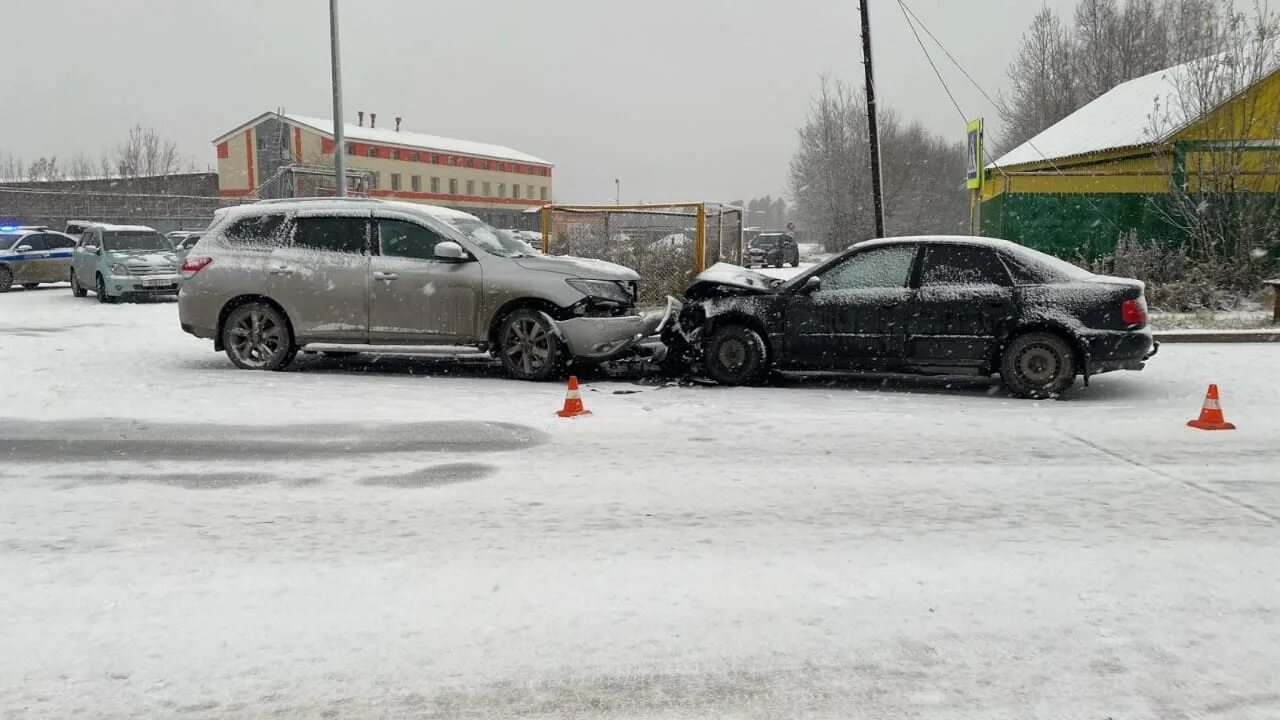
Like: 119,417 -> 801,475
703,324 -> 768,386
1001,332 -> 1076,399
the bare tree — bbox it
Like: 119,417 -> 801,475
67,152 -> 98,180
112,124 -> 192,178
0,152 -> 25,182
26,156 -> 65,182
997,7 -> 1080,152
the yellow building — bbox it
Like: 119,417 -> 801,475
212,111 -> 553,229
981,49 -> 1280,259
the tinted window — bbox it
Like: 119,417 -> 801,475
225,214 -> 286,247
21,235 -> 48,251
292,217 -> 367,254
819,245 -> 916,290
919,245 -> 1010,287
751,235 -> 780,248
378,219 -> 446,260
0,234 -> 20,250
44,234 -> 76,249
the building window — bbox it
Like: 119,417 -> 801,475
370,172 -> 380,188
483,181 -> 491,196
390,149 -> 399,161
465,158 -> 473,168
513,184 -> 521,199
449,178 -> 458,195
431,154 -> 439,164
430,177 -> 440,193
411,175 -> 421,192
497,183 -> 505,198
345,143 -> 355,155
391,173 -> 401,191
540,186 -> 548,201
466,180 -> 475,196
367,146 -> 377,157
527,185 -> 534,200
410,151 -> 419,162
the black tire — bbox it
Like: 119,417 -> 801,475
496,308 -> 564,381
95,274 -> 118,304
1000,331 -> 1077,399
790,253 -> 800,268
221,302 -> 297,371
0,265 -> 12,293
703,324 -> 768,386
22,283 -> 39,290
70,271 -> 87,297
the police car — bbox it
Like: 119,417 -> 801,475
0,226 -> 78,292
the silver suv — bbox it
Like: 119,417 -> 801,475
178,198 -> 658,380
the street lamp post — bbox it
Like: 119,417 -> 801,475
615,178 -> 620,205
329,0 -> 347,197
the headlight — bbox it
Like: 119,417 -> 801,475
566,278 -> 632,304
111,263 -> 131,276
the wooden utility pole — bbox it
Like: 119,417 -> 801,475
860,0 -> 886,238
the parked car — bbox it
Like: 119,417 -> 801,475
64,220 -> 101,237
70,224 -> 182,303
0,226 -> 78,292
744,232 -> 800,268
178,198 -> 663,380
170,232 -> 202,261
666,235 -> 1156,399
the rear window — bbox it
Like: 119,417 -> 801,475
224,214 -> 287,247
291,217 -> 367,254
1002,245 -> 1095,284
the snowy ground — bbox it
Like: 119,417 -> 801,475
3,284 -> 1279,719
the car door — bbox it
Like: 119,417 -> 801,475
781,244 -> 918,369
368,215 -> 483,344
268,213 -> 371,343
40,233 -> 76,282
73,229 -> 99,285
907,243 -> 1018,369
10,234 -> 46,284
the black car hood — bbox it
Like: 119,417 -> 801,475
684,262 -> 781,299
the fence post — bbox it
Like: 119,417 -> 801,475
540,205 -> 551,254
695,203 -> 707,272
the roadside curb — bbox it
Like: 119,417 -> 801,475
1153,330 -> 1280,343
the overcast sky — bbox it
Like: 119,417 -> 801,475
5,0 -> 1078,203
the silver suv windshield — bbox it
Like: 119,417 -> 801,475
102,231 -> 170,252
436,216 -> 525,258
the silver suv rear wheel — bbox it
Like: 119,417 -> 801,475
222,302 -> 297,371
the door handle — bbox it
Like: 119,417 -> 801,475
269,265 -> 295,276
372,271 -> 399,282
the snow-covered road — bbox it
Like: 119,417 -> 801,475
2,285 -> 1279,719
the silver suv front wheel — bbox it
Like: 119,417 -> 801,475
497,309 -> 564,382
222,302 -> 297,371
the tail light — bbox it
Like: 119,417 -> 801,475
181,257 -> 213,278
1121,297 -> 1148,326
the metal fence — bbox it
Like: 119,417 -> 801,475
541,203 -> 742,307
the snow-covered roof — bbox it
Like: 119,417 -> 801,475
258,113 -> 551,166
992,45 -> 1280,169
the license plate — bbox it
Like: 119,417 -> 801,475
142,278 -> 171,288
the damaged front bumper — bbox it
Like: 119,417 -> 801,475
550,297 -> 683,361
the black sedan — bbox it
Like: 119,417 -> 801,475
668,236 -> 1156,398
744,232 -> 800,268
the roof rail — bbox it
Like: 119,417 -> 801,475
254,196 -> 384,205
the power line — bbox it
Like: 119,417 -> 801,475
896,0 -> 967,126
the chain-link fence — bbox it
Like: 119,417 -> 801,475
542,203 -> 742,307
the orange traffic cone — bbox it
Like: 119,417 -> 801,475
1187,384 -> 1236,431
556,376 -> 592,418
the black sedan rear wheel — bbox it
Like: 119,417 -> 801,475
1001,332 -> 1076,399
703,324 -> 767,386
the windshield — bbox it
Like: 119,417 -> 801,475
436,216 -> 524,257
0,234 -> 20,250
751,235 -> 782,248
101,231 -> 170,252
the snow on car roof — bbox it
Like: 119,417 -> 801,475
281,113 -> 552,166
96,223 -> 160,232
992,44 -> 1280,169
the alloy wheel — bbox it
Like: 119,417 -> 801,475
228,309 -> 286,369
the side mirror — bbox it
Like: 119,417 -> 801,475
434,241 -> 467,262
85,246 -> 100,254
803,275 -> 821,292
15,245 -> 32,253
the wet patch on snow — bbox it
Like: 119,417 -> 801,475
58,471 -> 276,490
359,462 -> 496,488
0,419 -> 546,463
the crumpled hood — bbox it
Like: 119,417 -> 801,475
684,262 -> 780,299
109,251 -> 178,267
512,254 -> 639,281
